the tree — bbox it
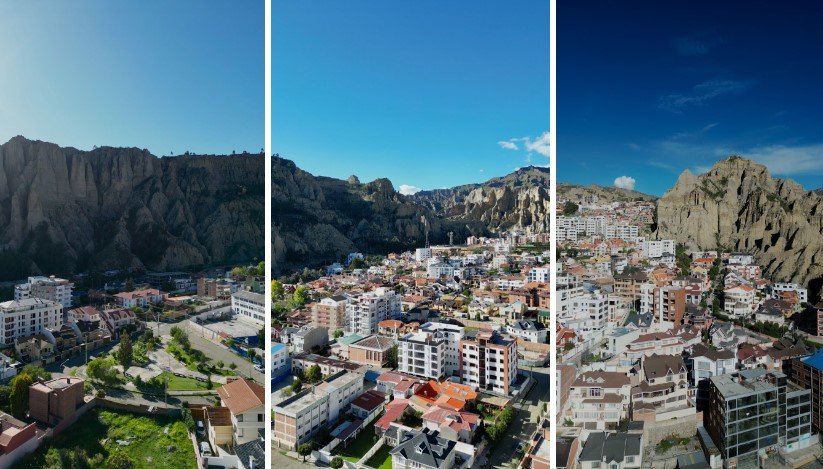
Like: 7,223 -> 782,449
248,349 -> 258,364
216,360 -> 225,370
330,456 -> 344,468
563,201 -> 579,216
117,334 -> 133,371
305,364 -> 322,384
297,443 -> 312,462
9,373 -> 33,418
290,286 -> 310,309
271,280 -> 285,300
181,407 -> 195,432
333,329 -> 344,339
20,365 -> 50,381
161,280 -> 176,292
87,357 -> 116,383
229,362 -> 238,371
291,377 -> 303,394
387,344 -> 399,368
257,328 -> 265,346
124,278 -> 135,292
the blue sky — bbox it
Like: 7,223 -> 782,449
274,1 -> 549,193
559,1 -> 823,195
0,1 -> 263,156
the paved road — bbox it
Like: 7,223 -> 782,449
147,320 -> 264,384
485,366 -> 549,469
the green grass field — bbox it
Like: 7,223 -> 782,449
364,444 -> 393,469
16,408 -> 197,469
159,371 -> 211,391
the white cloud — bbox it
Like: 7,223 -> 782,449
658,80 -> 751,112
524,132 -> 551,157
745,144 -> 823,175
498,140 -> 518,150
398,184 -> 422,195
614,176 -> 636,190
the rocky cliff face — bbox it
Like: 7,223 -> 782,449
655,156 -> 823,297
271,162 -> 552,274
412,166 -> 551,233
0,136 -> 263,279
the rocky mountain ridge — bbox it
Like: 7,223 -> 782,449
0,136 -> 264,279
557,183 -> 657,203
272,160 -> 552,273
654,156 -> 823,298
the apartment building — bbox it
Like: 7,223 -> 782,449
232,290 -> 265,326
706,370 -> 812,467
459,330 -> 517,396
506,320 -> 548,343
273,370 -> 364,449
398,330 -> 448,380
197,277 -> 237,299
769,282 -> 808,304
290,326 -> 328,354
312,296 -> 347,331
420,322 -> 464,375
527,267 -> 551,283
14,276 -> 74,310
614,272 -> 648,304
568,371 -> 631,431
28,377 -> 86,426
652,286 -> 686,325
0,298 -> 62,346
642,239 -> 675,259
723,284 -> 756,317
568,291 -> 608,333
346,288 -> 400,336
787,347 -> 823,432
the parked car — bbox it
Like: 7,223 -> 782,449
196,420 -> 205,437
199,442 -> 212,458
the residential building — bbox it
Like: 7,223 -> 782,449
788,347 -> 823,432
578,432 -> 642,469
506,320 -> 548,343
216,378 -> 265,446
389,428 -> 458,469
346,288 -> 400,336
14,276 -> 74,310
0,412 -> 38,468
205,406 -> 234,449
688,343 -> 736,411
290,326 -> 328,354
99,308 -> 136,337
769,283 -> 808,304
459,330 -> 518,396
0,298 -> 62,346
28,377 -> 86,426
421,406 -> 480,443
631,354 -> 694,422
568,371 -> 631,431
197,278 -> 237,299
398,330 -> 448,380
349,389 -> 387,421
706,370 -> 812,467
652,286 -> 686,325
232,291 -> 265,326
272,370 -> 364,449
527,267 -> 551,283
642,239 -> 675,259
270,342 -> 289,379
312,296 -> 347,331
114,288 -> 166,308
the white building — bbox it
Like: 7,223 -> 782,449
427,260 -> 455,279
14,276 -> 74,310
232,290 -> 265,326
569,291 -> 608,333
398,330 -> 448,380
415,248 -> 432,263
527,267 -> 551,283
420,322 -> 464,376
0,298 -> 62,346
770,282 -> 808,303
642,239 -> 675,259
506,320 -> 548,343
346,288 -> 400,336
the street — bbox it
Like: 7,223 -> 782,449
485,366 -> 549,469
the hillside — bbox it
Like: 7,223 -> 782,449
0,136 -> 264,279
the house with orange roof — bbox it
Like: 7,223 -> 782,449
411,380 -> 477,412
217,378 -> 265,445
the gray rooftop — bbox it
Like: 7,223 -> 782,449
579,432 -> 641,463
